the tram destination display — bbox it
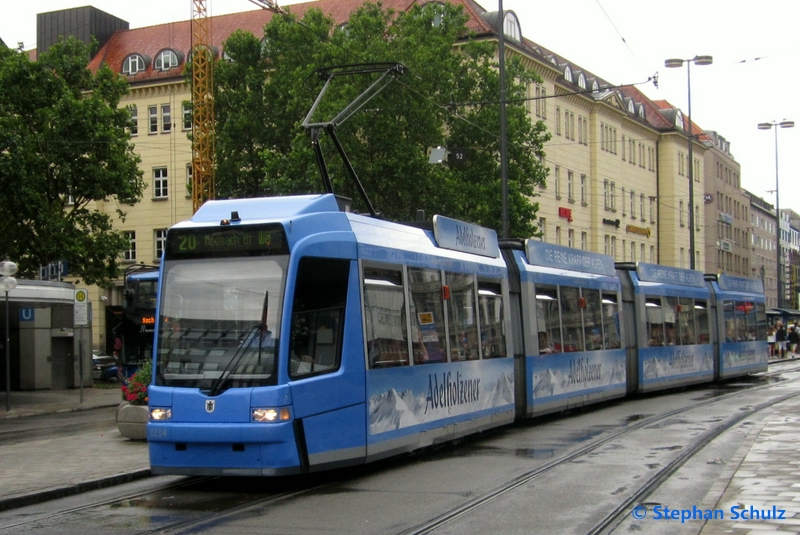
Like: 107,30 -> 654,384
166,224 -> 288,259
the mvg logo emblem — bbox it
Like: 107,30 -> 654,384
205,400 -> 215,413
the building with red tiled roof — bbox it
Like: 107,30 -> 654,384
21,0 -> 777,349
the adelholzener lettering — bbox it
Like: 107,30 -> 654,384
425,371 -> 480,414
569,358 -> 602,384
669,351 -> 695,370
455,225 -> 487,251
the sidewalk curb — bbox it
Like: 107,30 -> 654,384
0,469 -> 152,512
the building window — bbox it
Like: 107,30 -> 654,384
621,135 -> 626,160
186,164 -> 193,198
556,226 -> 561,245
183,104 -> 192,131
128,105 -> 138,136
580,174 -> 587,204
630,241 -> 636,262
604,235 -> 610,255
630,190 -> 635,219
621,188 -> 626,216
650,245 -> 655,263
640,194 -> 645,221
538,217 -> 546,241
567,170 -> 574,201
568,229 -> 574,248
649,197 -> 656,222
535,84 -> 547,118
610,182 -> 616,210
123,231 -> 136,261
555,106 -> 561,136
640,243 -> 645,263
581,232 -> 587,250
148,106 -> 158,134
122,54 -> 145,75
679,200 -> 685,226
153,167 -> 168,199
604,180 -> 609,209
161,104 -> 172,133
554,166 -> 561,199
155,49 -> 180,71
611,237 -> 617,260
154,229 -> 167,260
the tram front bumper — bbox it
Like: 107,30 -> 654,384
148,421 -> 303,476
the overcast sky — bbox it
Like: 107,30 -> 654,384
3,1 -> 799,213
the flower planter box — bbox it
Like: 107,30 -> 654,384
116,401 -> 149,441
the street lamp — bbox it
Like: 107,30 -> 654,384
758,119 -> 795,308
0,260 -> 17,412
665,55 -> 713,270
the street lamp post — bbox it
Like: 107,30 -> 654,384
665,55 -> 713,270
758,120 -> 795,308
0,260 -> 17,412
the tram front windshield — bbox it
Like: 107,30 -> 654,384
155,255 -> 288,390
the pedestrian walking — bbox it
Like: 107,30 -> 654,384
788,325 -> 799,357
776,322 -> 788,358
767,326 -> 776,357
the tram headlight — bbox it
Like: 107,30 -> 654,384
150,408 -> 172,421
252,407 -> 291,422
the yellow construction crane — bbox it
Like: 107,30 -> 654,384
190,0 -> 284,213
191,0 -> 215,213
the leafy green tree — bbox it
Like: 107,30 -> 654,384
0,38 -> 144,286
214,2 -> 549,237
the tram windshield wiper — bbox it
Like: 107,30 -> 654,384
207,291 -> 273,396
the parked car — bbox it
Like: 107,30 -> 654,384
92,352 -> 119,382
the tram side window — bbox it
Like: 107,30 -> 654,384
602,293 -> 621,349
664,297 -> 679,345
536,286 -> 561,354
646,296 -> 665,346
583,289 -> 603,350
478,281 -> 506,358
447,273 -> 479,361
742,301 -> 757,341
560,286 -> 584,352
364,267 -> 409,369
409,268 -> 447,364
695,300 -> 710,343
678,297 -> 696,345
756,303 -> 767,340
723,301 -> 736,342
289,257 -> 348,378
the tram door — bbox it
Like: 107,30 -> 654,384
287,258 -> 367,469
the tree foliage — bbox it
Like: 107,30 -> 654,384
214,2 -> 549,237
0,38 -> 144,286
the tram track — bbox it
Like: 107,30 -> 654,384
398,370 -> 800,535
4,366 -> 799,535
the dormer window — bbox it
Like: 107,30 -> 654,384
122,54 -> 146,75
675,110 -> 684,129
592,80 -> 600,93
577,72 -> 586,90
503,11 -> 521,41
563,65 -> 573,83
637,104 -> 645,119
154,49 -> 180,71
424,2 -> 446,27
626,98 -> 635,113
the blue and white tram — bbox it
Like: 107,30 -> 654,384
503,240 -> 626,417
147,194 -> 515,476
617,262 -> 714,393
705,273 -> 769,379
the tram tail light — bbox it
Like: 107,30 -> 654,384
150,408 -> 172,421
252,407 -> 291,422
